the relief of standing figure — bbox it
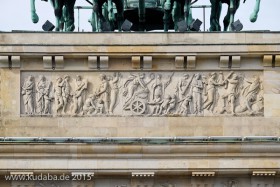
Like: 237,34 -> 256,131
149,73 -> 173,115
62,75 -> 71,115
191,73 -> 203,115
36,75 -> 52,115
22,75 -> 35,115
54,77 -> 64,114
219,72 -> 239,115
72,75 -> 87,115
95,74 -> 110,114
203,72 -> 219,112
109,73 -> 121,114
176,74 -> 193,100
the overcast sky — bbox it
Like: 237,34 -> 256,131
0,0 -> 279,32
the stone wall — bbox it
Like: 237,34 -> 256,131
0,32 -> 280,186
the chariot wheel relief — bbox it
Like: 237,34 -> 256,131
130,99 -> 146,115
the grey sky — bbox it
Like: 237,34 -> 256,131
0,0 -> 279,32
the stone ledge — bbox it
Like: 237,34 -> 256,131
1,32 -> 280,46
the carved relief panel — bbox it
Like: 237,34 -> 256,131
20,71 -> 264,117
94,179 -> 130,187
131,178 -> 154,187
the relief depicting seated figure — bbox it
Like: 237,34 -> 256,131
122,73 -> 154,112
83,94 -> 97,115
177,94 -> 192,115
158,94 -> 177,115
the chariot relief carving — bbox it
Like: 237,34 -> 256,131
21,71 -> 264,117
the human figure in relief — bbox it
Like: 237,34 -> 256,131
220,72 -> 239,115
203,72 -> 219,112
95,74 -> 110,114
176,74 -> 193,100
54,77 -> 64,114
61,75 -> 71,114
149,73 -> 173,115
72,75 -> 87,115
36,75 -> 52,115
123,73 -> 154,110
109,73 -> 120,114
83,94 -> 97,115
191,73 -> 203,115
22,75 -> 35,115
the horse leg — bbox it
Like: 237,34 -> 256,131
184,0 -> 191,29
250,0 -> 261,22
223,5 -> 230,31
64,0 -> 76,31
30,0 -> 39,23
172,1 -> 180,31
227,0 -> 240,31
216,1 -> 222,31
139,0 -> 146,31
53,0 -> 64,31
97,1 -> 107,31
107,0 -> 114,21
210,0 -> 221,31
163,0 -> 173,32
114,0 -> 124,31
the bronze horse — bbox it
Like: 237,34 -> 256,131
163,0 -> 197,31
93,0 -> 124,31
30,0 -> 76,31
210,0 -> 261,31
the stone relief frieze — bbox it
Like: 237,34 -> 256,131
21,71 -> 264,117
222,180 -> 239,187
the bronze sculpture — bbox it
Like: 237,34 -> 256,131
209,0 -> 261,31
30,0 -> 76,31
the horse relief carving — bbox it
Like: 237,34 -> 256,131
21,71 -> 263,117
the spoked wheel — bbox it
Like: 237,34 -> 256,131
130,99 -> 146,115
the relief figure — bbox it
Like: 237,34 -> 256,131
95,74 -> 110,114
36,75 -> 52,115
236,75 -> 263,114
219,72 -> 240,115
22,75 -> 35,115
123,73 -> 154,114
83,94 -> 97,115
149,73 -> 173,115
72,75 -> 87,115
54,77 -> 64,114
203,72 -> 219,112
62,75 -> 71,114
191,73 -> 203,115
109,72 -> 121,114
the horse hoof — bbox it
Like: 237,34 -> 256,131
32,13 -> 39,24
67,25 -> 75,32
250,14 -> 258,23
